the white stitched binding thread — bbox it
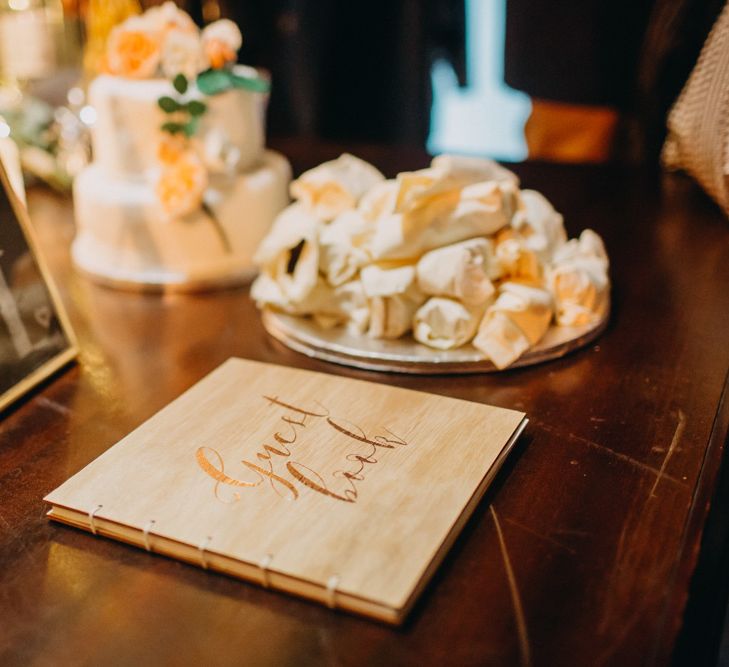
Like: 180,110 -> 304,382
198,535 -> 212,569
142,520 -> 156,552
88,504 -> 103,535
259,553 -> 273,588
326,575 -> 340,609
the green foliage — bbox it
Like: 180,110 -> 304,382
183,116 -> 199,137
196,69 -> 232,96
158,68 -> 267,141
230,70 -> 271,93
161,121 -> 185,135
186,100 -> 207,116
173,73 -> 188,94
197,68 -> 271,96
157,96 -> 181,113
159,74 -> 206,139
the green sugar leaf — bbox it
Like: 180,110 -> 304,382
161,121 -> 185,135
196,68 -> 271,96
183,116 -> 199,137
173,73 -> 188,94
186,99 -> 207,116
196,68 -> 234,95
230,71 -> 271,94
158,96 -> 181,113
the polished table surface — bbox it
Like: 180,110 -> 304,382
2,141 -> 729,666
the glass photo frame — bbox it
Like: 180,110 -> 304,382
0,158 -> 77,413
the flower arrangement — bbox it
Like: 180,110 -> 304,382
104,3 -> 255,85
103,2 -> 268,247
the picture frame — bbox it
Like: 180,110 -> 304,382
0,157 -> 77,413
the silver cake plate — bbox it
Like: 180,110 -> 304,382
262,304 -> 609,375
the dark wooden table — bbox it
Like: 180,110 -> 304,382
2,141 -> 729,666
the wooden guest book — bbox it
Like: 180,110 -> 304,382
45,359 -> 527,623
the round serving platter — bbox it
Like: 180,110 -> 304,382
262,303 -> 609,375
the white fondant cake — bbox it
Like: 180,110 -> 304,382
73,150 -> 290,287
87,67 -> 265,179
73,14 -> 291,291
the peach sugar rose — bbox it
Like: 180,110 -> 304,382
156,149 -> 208,218
157,134 -> 189,165
145,1 -> 198,36
201,19 -> 242,69
161,28 -> 207,79
106,18 -> 161,79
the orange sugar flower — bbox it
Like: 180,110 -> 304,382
204,39 -> 237,70
157,134 -> 188,165
201,19 -> 242,69
156,151 -> 208,218
106,20 -> 161,79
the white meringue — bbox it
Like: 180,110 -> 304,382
416,238 -> 498,306
360,264 -> 417,297
494,231 -> 542,283
252,203 -> 321,306
511,189 -> 567,263
319,210 -> 373,286
360,264 -> 424,338
473,282 -> 553,369
548,229 -> 609,326
371,179 -> 518,261
430,154 -> 520,188
395,154 -> 519,214
358,179 -> 399,222
368,289 -> 424,339
413,297 -> 485,350
552,228 -> 609,268
311,279 -> 371,334
290,153 -> 384,221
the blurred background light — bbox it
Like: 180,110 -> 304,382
429,0 -> 531,161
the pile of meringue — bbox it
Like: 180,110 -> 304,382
251,154 -> 609,369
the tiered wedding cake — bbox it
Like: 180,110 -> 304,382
73,3 -> 290,289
